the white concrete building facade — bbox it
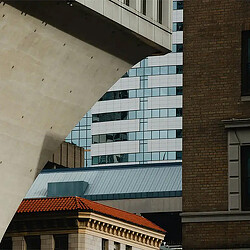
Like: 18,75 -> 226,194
66,0 -> 183,167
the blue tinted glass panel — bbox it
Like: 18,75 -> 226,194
129,68 -> 137,77
160,131 -> 168,139
169,66 -> 176,74
168,130 -> 176,138
152,152 -> 160,161
160,66 -> 168,75
152,88 -> 160,96
160,109 -> 168,117
152,67 -> 160,75
137,68 -> 144,76
169,109 -> 176,117
168,152 -> 176,160
169,87 -> 176,95
160,88 -> 168,96
152,110 -> 160,118
145,67 -> 152,76
152,131 -> 160,139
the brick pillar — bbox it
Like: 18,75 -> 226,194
41,235 -> 54,250
12,236 -> 26,250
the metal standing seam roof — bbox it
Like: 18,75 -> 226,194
25,163 -> 182,200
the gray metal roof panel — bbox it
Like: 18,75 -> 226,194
25,163 -> 182,199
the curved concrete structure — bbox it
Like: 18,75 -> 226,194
0,0 -> 172,239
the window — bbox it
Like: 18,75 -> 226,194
173,44 -> 183,53
142,0 -> 146,15
242,30 -> 250,96
158,0 -> 163,24
102,239 -> 108,250
126,245 -> 132,250
54,234 -> 68,250
173,1 -> 183,10
125,0 -> 130,6
241,146 -> 250,210
114,242 -> 120,250
173,22 -> 183,32
25,236 -> 41,250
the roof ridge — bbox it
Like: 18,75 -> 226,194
75,197 -> 91,210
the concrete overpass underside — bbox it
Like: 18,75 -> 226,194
0,0 -> 172,239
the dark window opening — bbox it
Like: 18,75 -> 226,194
241,145 -> 250,210
173,1 -> 183,10
242,30 -> 250,96
0,237 -> 12,250
25,236 -> 41,250
158,0 -> 163,24
173,22 -> 183,32
142,0 -> 146,15
114,242 -> 120,250
102,239 -> 108,250
54,234 -> 68,250
125,0 -> 130,6
141,212 -> 182,245
99,90 -> 128,101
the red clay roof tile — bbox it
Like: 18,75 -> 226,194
17,197 -> 165,233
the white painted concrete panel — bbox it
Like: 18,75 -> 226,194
91,141 -> 139,156
173,10 -> 183,22
148,138 -> 182,152
148,74 -> 182,88
92,120 -> 140,134
109,77 -> 140,91
148,117 -> 182,130
148,52 -> 182,66
173,31 -> 183,44
148,96 -> 182,109
92,98 -> 139,114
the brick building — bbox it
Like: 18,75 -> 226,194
0,197 -> 165,250
182,0 -> 250,249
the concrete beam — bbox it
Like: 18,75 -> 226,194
0,1 -> 171,240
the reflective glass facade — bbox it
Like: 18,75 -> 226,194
66,1 -> 183,167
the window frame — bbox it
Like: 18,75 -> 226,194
242,30 -> 250,96
241,145 -> 250,210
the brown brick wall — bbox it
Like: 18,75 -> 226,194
183,0 -> 250,212
183,221 -> 250,249
183,0 -> 250,248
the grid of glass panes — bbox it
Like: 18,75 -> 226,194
99,86 -> 182,101
92,129 -> 182,144
67,1 -> 183,167
65,111 -> 92,167
92,108 -> 182,123
92,151 -> 182,165
122,65 -> 183,78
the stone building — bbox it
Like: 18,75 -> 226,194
0,197 -> 165,250
182,0 -> 250,248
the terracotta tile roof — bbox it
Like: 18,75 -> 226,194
17,197 -> 165,233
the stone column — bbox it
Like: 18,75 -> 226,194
69,233 -> 85,250
12,236 -> 26,250
41,235 -> 54,250
120,243 -> 126,250
108,240 -> 114,250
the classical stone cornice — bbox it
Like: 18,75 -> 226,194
78,212 -> 164,249
222,118 -> 250,128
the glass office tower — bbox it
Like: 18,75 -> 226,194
65,1 -> 183,167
